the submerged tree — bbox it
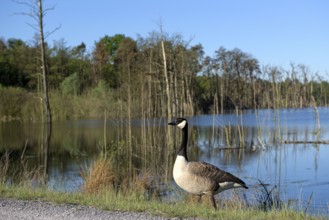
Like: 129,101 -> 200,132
13,0 -> 60,185
37,0 -> 52,123
14,0 -> 60,123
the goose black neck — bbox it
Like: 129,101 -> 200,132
177,125 -> 188,160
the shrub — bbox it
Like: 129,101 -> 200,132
0,86 -> 26,121
60,72 -> 80,96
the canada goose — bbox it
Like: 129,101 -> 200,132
168,118 -> 248,209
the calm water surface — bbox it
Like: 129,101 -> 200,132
1,107 -> 329,215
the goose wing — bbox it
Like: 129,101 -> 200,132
188,161 -> 248,188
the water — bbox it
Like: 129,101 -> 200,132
1,107 -> 329,216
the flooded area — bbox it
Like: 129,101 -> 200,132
1,107 -> 329,216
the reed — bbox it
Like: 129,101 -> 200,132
0,151 -> 10,184
223,122 -> 233,147
235,107 -> 245,147
311,96 -> 321,139
0,151 -> 44,187
221,108 -> 246,148
81,154 -> 162,202
0,150 -> 324,219
255,179 -> 284,211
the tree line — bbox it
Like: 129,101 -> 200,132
0,32 -> 328,121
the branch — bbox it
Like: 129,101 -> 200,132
218,146 -> 245,150
43,4 -> 57,16
12,0 -> 34,8
282,140 -> 329,144
44,24 -> 61,39
26,22 -> 39,32
12,0 -> 61,39
12,0 -> 39,18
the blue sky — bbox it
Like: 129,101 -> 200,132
1,0 -> 329,79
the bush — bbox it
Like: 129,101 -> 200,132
0,86 -> 26,121
92,80 -> 109,98
60,72 -> 80,96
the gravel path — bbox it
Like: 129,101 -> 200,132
0,198 -> 198,220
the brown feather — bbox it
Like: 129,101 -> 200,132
188,161 -> 248,189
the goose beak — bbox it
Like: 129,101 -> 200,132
168,120 -> 176,126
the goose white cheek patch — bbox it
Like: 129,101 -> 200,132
177,120 -> 187,129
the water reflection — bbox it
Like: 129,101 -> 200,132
0,107 -> 329,215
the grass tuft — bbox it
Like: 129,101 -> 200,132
82,159 -> 117,194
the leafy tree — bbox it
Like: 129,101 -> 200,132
49,39 -> 72,89
69,42 -> 92,93
92,34 -> 125,87
0,38 -> 35,87
213,47 -> 260,109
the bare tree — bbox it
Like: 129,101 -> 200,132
14,0 -> 60,123
14,0 -> 59,184
161,39 -> 172,119
157,20 -> 172,119
38,0 -> 51,123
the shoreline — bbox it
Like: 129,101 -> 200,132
0,197 -> 190,220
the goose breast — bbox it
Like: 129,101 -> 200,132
173,156 -> 218,195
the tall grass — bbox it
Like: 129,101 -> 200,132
0,151 -> 10,184
82,156 -> 161,201
79,152 -> 325,218
82,159 -> 116,194
0,87 -> 120,122
0,149 -> 325,219
0,151 -> 45,186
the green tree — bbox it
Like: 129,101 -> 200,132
69,42 -> 92,93
213,47 -> 260,109
92,34 -> 125,87
0,39 -> 32,87
49,39 -> 72,89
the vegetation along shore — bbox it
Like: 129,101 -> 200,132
1,32 -> 329,122
1,2 -> 329,219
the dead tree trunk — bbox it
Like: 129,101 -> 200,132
38,0 -> 52,124
161,40 -> 172,119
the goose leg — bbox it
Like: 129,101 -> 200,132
210,195 -> 217,209
197,195 -> 202,204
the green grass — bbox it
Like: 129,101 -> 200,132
0,184 -> 323,220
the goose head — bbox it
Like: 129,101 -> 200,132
168,118 -> 188,130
